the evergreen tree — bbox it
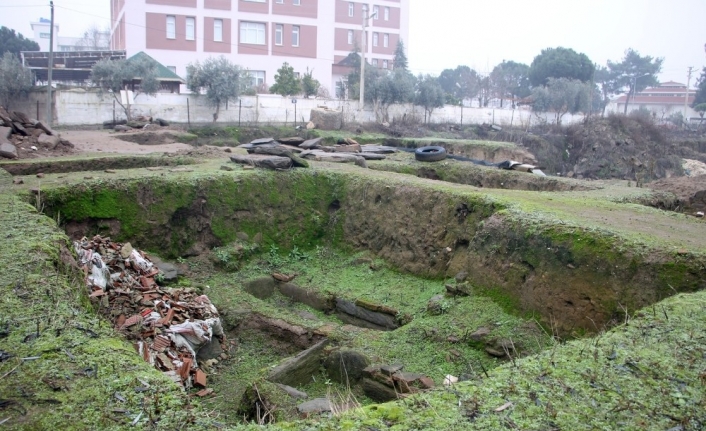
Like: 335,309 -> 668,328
270,62 -> 301,97
393,40 -> 408,71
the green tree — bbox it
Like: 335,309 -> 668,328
186,56 -> 244,122
692,67 -> 706,107
607,48 -> 663,114
90,56 -> 159,121
415,74 -> 445,121
345,47 -> 362,100
0,52 -> 34,109
270,62 -> 301,97
393,40 -> 408,71
594,65 -> 619,116
499,61 -> 531,107
366,67 -> 415,122
531,77 -> 591,124
301,68 -> 320,98
529,47 -> 595,87
694,103 -> 706,129
489,63 -> 510,107
478,76 -> 491,107
438,65 -> 481,105
0,26 -> 39,58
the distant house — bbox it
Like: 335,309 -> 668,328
125,52 -> 185,94
608,81 -> 698,121
30,18 -> 109,52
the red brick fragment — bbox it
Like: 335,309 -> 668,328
195,388 -> 214,397
178,358 -> 193,381
194,369 -> 207,388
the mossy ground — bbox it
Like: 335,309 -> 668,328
1,138 -> 706,429
171,244 -> 551,427
275,290 -> 706,431
0,188 -> 217,430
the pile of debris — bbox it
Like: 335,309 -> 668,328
230,136 -> 398,170
73,235 -> 224,394
103,116 -> 171,132
0,106 -> 74,160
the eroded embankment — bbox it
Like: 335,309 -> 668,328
31,168 -> 705,333
0,179 -> 215,430
0,155 -> 197,176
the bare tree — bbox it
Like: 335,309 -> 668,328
75,25 -> 110,51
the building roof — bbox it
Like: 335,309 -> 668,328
615,81 -> 695,105
127,51 -> 185,83
21,50 -> 126,82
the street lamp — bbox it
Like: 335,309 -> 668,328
629,73 -> 650,112
359,8 -> 377,111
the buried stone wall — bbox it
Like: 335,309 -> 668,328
35,169 -> 704,333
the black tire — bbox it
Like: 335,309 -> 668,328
415,146 -> 447,162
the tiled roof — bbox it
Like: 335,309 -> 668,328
127,51 -> 185,83
615,95 -> 695,104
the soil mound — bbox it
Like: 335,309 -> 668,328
648,174 -> 706,214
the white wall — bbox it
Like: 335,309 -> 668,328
11,88 -> 585,127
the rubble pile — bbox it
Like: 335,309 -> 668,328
73,235 -> 225,394
230,136 -> 398,170
0,106 -> 75,160
104,115 -> 171,132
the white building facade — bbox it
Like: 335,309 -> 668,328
31,18 -> 110,52
110,0 -> 410,95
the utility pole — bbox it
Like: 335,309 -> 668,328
46,1 -> 54,126
359,7 -> 377,111
684,66 -> 694,125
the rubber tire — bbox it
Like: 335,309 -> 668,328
414,146 -> 447,162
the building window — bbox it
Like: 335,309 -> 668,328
248,70 -> 265,87
383,33 -> 389,47
347,29 -> 353,45
186,17 -> 195,41
292,25 -> 299,47
372,59 -> 378,67
293,0 -> 300,4
348,2 -> 354,17
362,4 -> 368,15
244,0 -> 266,2
167,66 -> 177,74
240,21 -> 265,44
373,32 -> 378,47
276,0 -> 283,2
382,60 -> 388,69
275,24 -> 283,45
214,19 -> 223,42
373,5 -> 379,19
384,6 -> 389,20
40,32 -> 50,39
166,16 -> 176,39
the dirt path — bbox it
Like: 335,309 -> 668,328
59,129 -> 193,154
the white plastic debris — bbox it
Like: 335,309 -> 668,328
30,145 -> 37,151
443,374 -> 458,386
167,318 -> 223,366
88,254 -> 110,289
696,211 -> 704,218
129,249 -> 153,273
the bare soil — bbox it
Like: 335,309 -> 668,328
59,129 -> 194,154
648,174 -> 706,214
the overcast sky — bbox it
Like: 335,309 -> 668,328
0,0 -> 704,84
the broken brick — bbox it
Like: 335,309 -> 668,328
195,388 -> 214,397
194,369 -> 207,388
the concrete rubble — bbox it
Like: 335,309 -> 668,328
230,136 -> 398,170
73,235 -> 225,394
